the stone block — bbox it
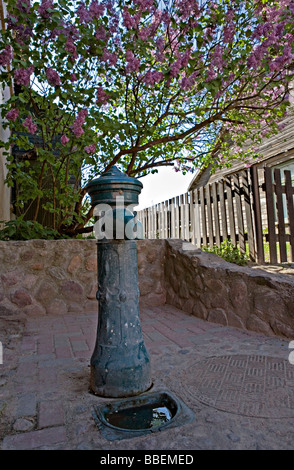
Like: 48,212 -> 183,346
10,289 -> 32,307
207,308 -> 228,326
61,280 -> 84,301
47,299 -> 68,316
85,256 -> 97,272
67,255 -> 82,274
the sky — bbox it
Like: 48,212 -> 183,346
135,166 -> 195,210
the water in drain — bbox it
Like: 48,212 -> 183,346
105,402 -> 175,430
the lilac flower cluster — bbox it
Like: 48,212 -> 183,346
180,71 -> 199,90
66,39 -> 78,61
0,46 -> 13,67
6,108 -> 19,122
23,115 -> 37,134
96,87 -> 110,105
14,66 -> 34,87
100,48 -> 117,66
122,7 -> 141,30
143,70 -> 163,86
61,135 -> 69,146
38,0 -> 54,18
84,144 -> 96,154
169,49 -> 191,78
77,1 -> 104,23
46,68 -> 61,86
126,50 -> 140,73
95,25 -> 107,41
72,109 -> 88,137
16,0 -> 31,14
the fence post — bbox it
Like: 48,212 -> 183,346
241,169 -> 256,261
250,166 -> 264,264
274,168 -> 287,262
264,167 -> 277,264
285,170 -> 294,262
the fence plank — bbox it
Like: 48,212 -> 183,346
218,180 -> 228,242
194,190 -> 201,248
189,191 -> 196,245
153,205 -> 157,239
225,176 -> 236,245
285,170 -> 294,262
274,168 -> 287,262
233,174 -> 245,252
206,185 -> 214,247
175,196 -> 180,238
212,182 -> 220,246
199,187 -> 207,246
250,166 -> 265,264
241,170 -> 256,260
170,197 -> 176,238
264,167 -> 277,264
184,193 -> 190,241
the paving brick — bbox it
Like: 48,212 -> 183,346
70,340 -> 89,352
55,346 -> 72,359
2,426 -> 67,450
38,400 -> 65,428
16,392 -> 37,417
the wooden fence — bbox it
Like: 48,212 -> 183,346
137,167 -> 294,264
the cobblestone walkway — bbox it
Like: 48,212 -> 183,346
0,304 -> 293,450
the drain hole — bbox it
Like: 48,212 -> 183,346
95,391 -> 179,432
106,402 -> 176,431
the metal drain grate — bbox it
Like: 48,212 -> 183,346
179,355 -> 294,418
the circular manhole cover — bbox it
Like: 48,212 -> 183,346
180,355 -> 294,418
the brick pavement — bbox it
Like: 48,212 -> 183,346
0,304 -> 293,450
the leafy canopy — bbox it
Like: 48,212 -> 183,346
1,0 -> 294,235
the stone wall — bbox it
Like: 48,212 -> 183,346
0,239 -> 166,319
165,240 -> 294,338
1,238 -> 294,339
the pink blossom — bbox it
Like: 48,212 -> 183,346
16,0 -> 31,14
61,135 -> 69,146
126,50 -> 141,73
38,0 -> 54,18
96,87 -> 110,105
65,39 -> 78,61
211,46 -> 224,70
89,1 -> 104,19
14,66 -> 34,87
6,108 -> 19,122
223,23 -> 235,43
70,73 -> 78,82
95,25 -> 107,41
84,144 -> 96,154
206,67 -> 217,82
0,45 -> 13,67
77,2 -> 92,23
170,60 -> 181,78
46,67 -> 61,86
180,71 -> 199,90
72,109 -> 88,137
143,70 -> 163,86
135,0 -> 154,12
122,7 -> 141,29
23,115 -> 37,134
101,49 -> 117,66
